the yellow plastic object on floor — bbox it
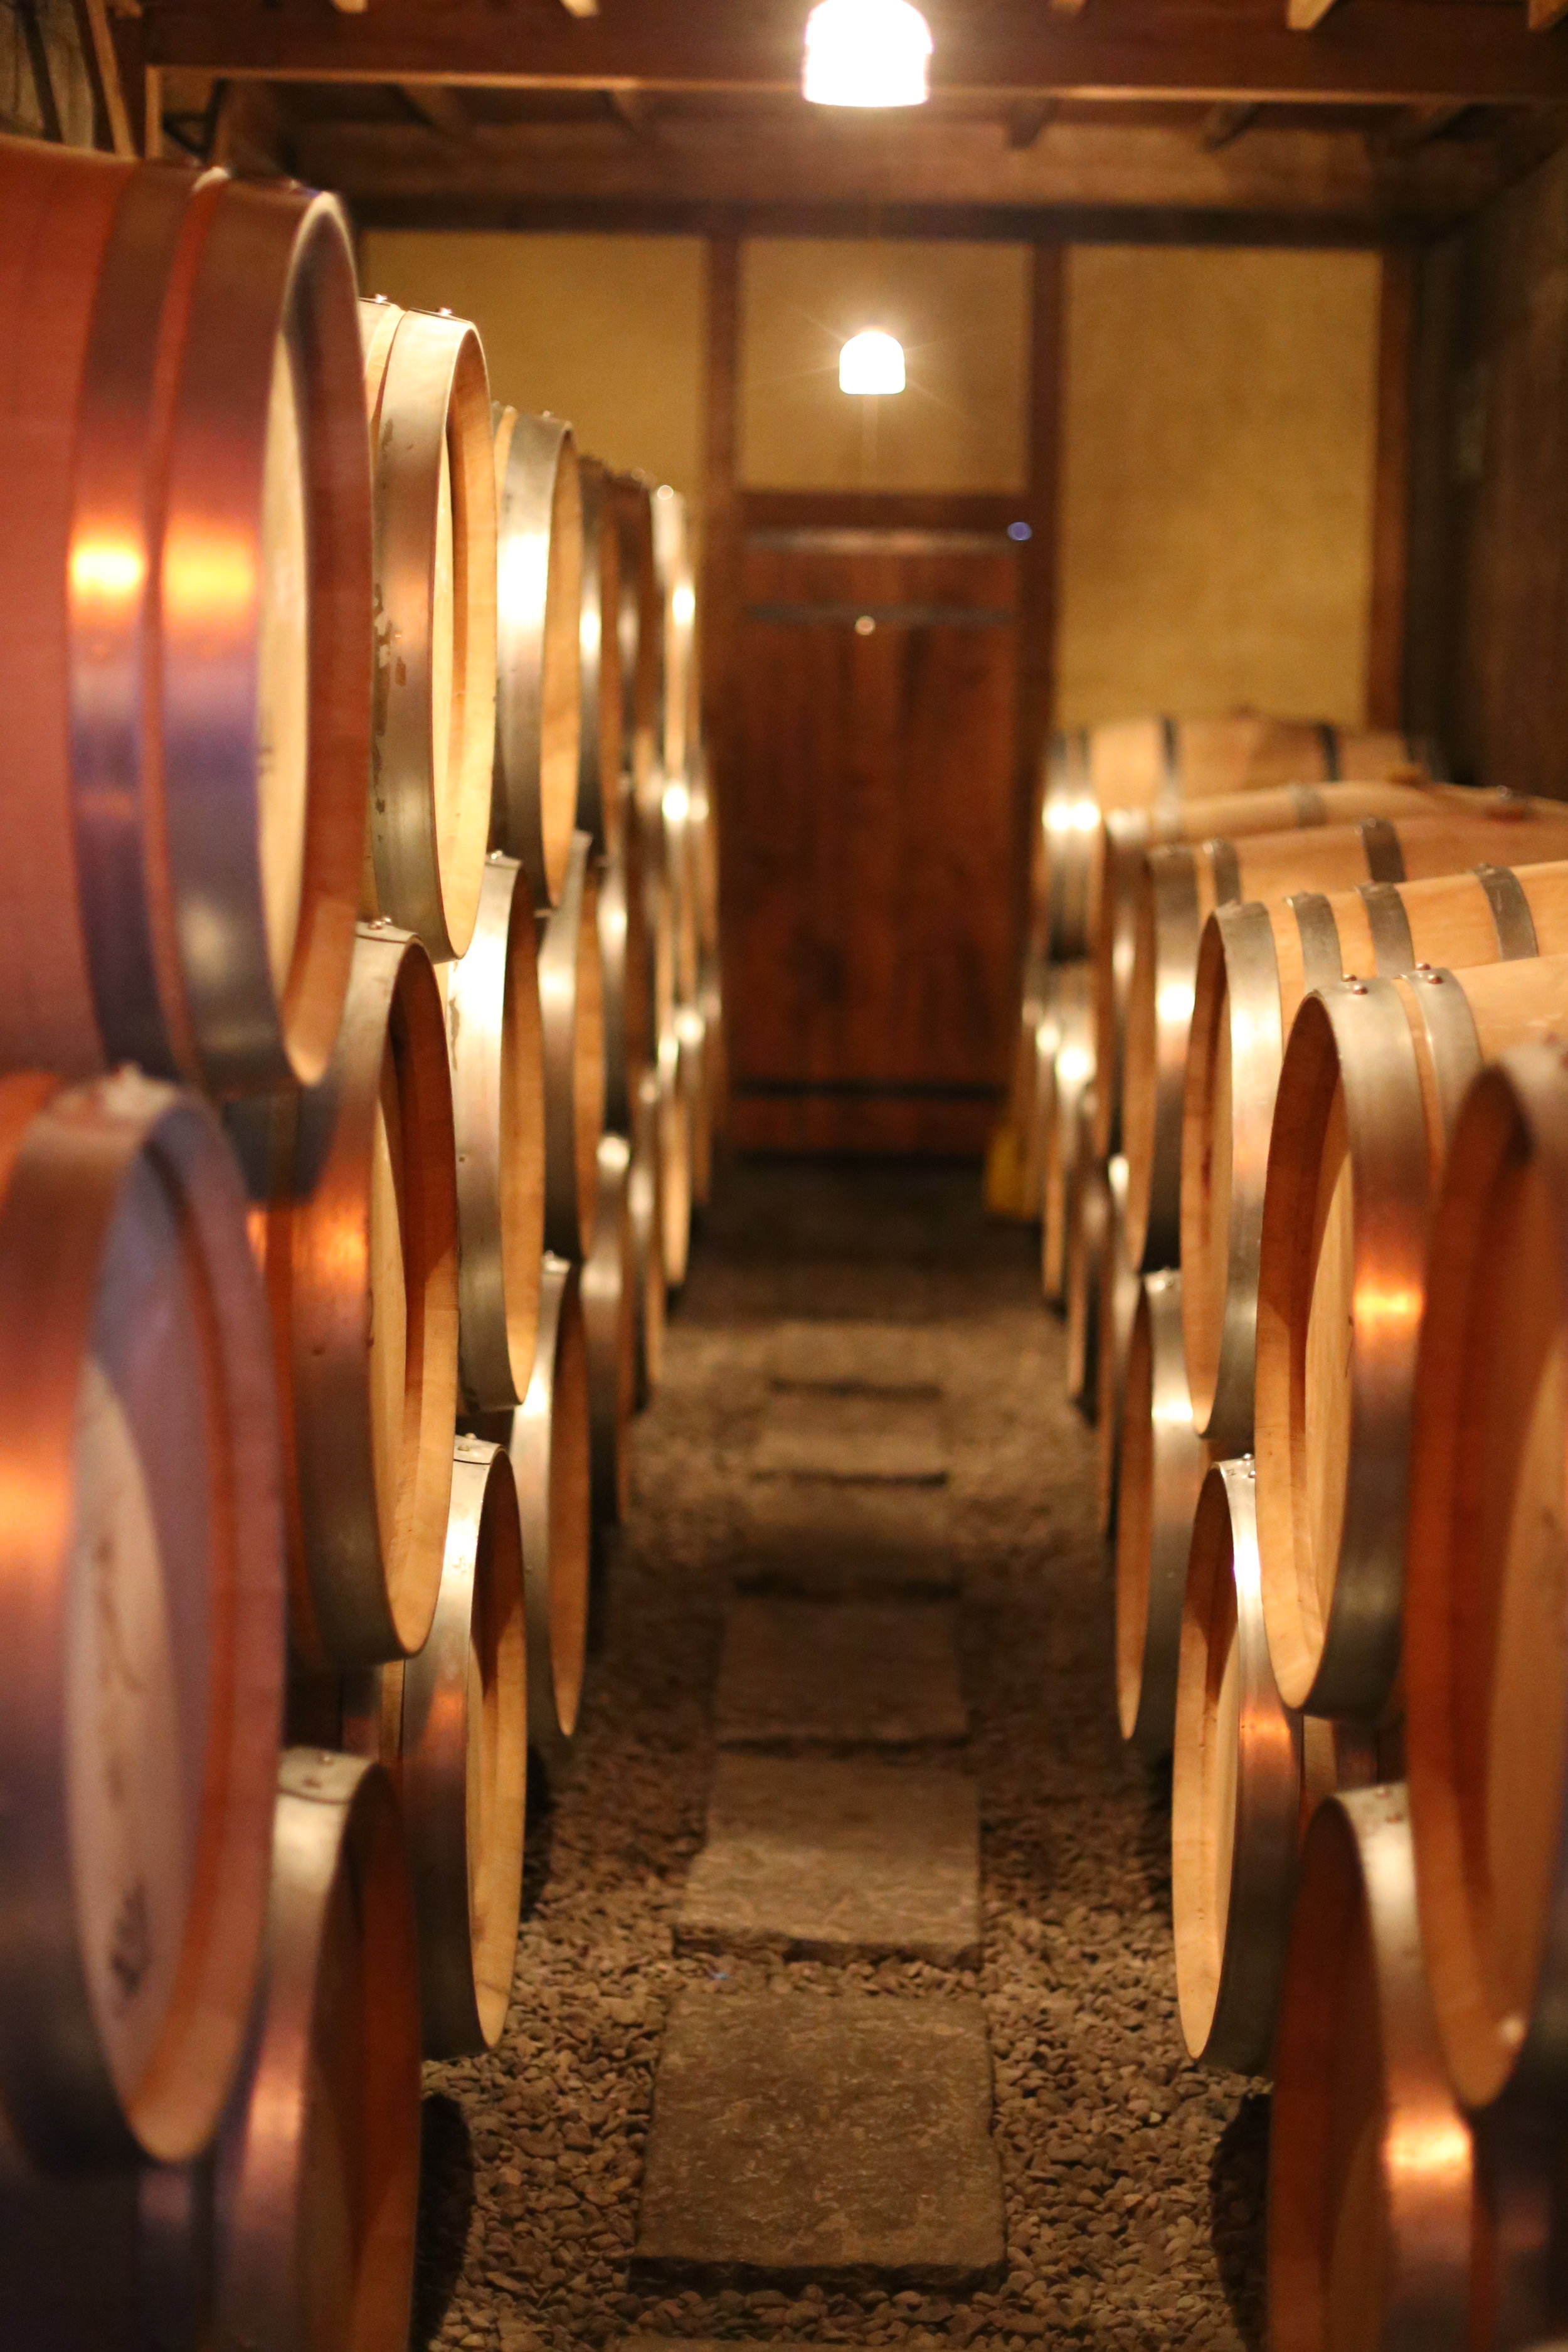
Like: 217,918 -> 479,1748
985,1121 -> 1034,1220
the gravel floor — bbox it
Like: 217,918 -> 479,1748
416,1157 -> 1267,2352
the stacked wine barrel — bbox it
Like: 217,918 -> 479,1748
0,134 -> 723,2349
1025,704 -> 1568,2339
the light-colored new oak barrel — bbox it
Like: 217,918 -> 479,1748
0,140 -> 369,1094
1094,779 -> 1458,1157
1039,714 -> 1428,964
360,295 -> 497,963
207,1751 -> 420,2352
1404,1042 -> 1568,2115
1122,800 -> 1568,1274
583,1133 -> 638,1527
1041,964 -> 1094,1306
1116,1271 -> 1213,1758
1184,852 -> 1568,1457
629,1067 -> 668,1408
575,457 -> 625,855
1066,1140 -> 1116,1416
1173,1457 -> 1376,2074
1268,1784 -> 1476,2352
232,925 -> 458,1667
1096,1152 -> 1142,1538
345,1439 -> 526,2059
653,484 -> 697,783
1255,953 -> 1568,1725
538,830 -> 607,1262
446,854 -> 546,1413
0,1071 -> 283,2174
491,406 -> 582,911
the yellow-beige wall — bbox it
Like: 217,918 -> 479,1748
358,229 -> 1382,726
1057,245 -> 1381,729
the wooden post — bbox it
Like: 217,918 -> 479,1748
1017,240 -> 1066,935
700,233 -> 741,1116
1367,246 -> 1417,732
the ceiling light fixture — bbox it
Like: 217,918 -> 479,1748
839,330 -> 906,396
803,0 -> 933,108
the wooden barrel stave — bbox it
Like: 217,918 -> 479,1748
1116,1270 -> 1213,1757
1066,1140 -> 1115,1415
652,484 -> 697,783
1122,803 -> 1568,1276
538,831 -> 608,1262
492,406 -> 583,911
1184,854 -> 1568,1456
628,1068 -> 668,1408
0,144 -> 369,1094
1041,965 -> 1094,1306
613,472 -> 662,797
582,1134 -> 637,1526
361,297 -> 497,963
0,1072 -> 283,2173
1096,1154 -> 1143,1537
575,458 -> 625,856
1256,953 -> 1568,1725
657,1018 -> 696,1290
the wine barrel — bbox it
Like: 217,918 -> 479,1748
660,770 -> 705,1021
598,813 -> 653,1140
1093,779 -> 1458,1157
1041,965 -> 1094,1306
1067,1143 -> 1119,1416
1184,854 -> 1568,1456
575,457 -> 625,854
1255,953 -> 1568,1724
1404,1041 -> 1568,2114
1122,800 -> 1568,1273
657,1019 -> 696,1290
492,407 -> 582,911
351,1439 -> 526,2058
1116,1271 -> 1212,1757
504,1254 -> 591,1753
583,1135 -> 637,1526
1096,1153 -> 1142,1537
615,472 -> 662,792
1173,1457 -> 1376,2073
360,296 -> 497,963
233,924 -> 458,1666
678,999 -> 714,1210
207,1751 -> 420,2352
653,484 -> 697,782
539,830 -> 607,1261
0,141 -> 369,1094
0,1071 -> 282,2173
1039,714 -> 1428,963
629,1069 -> 668,1407
1268,1785 -> 1475,2352
447,854 -> 546,1413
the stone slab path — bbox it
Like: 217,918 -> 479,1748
736,1480 -> 956,1599
714,1598 -> 968,1747
677,1754 -> 982,1966
632,1993 -> 1005,2291
751,1386 -> 950,1486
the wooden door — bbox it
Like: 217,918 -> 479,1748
724,501 -> 1022,1154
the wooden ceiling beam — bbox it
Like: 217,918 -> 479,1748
142,0 -> 1568,107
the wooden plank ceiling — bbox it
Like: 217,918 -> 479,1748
140,0 -> 1568,233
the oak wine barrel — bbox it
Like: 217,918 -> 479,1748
360,295 -> 497,963
1173,1457 -> 1375,2074
491,406 -> 583,911
1041,965 -> 1094,1306
653,484 -> 697,783
0,140 -> 370,1094
206,1751 -> 420,2352
231,924 -> 458,1666
538,830 -> 607,1261
1039,714 -> 1428,963
657,1017 -> 696,1290
1254,953 -> 1568,1724
447,854 -> 546,1413
1121,800 -> 1568,1273
575,457 -> 625,854
629,1067 -> 667,1408
1096,1151 -> 1142,1537
1404,1042 -> 1568,2115
0,1071 -> 283,2173
1066,1140 -> 1116,1416
583,1134 -> 637,1526
1093,778 -> 1457,1157
598,810 -> 654,1140
1184,852 -> 1568,1456
678,999 -> 714,1210
1268,1786 -> 1476,2352
344,1439 -> 526,2058
1116,1271 -> 1212,1758
614,471 -> 662,792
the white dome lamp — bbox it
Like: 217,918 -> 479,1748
803,0 -> 933,109
839,330 -> 907,396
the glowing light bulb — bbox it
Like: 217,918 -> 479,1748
803,0 -> 932,108
839,330 -> 906,396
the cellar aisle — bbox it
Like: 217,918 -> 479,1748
416,1161 -> 1266,2352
